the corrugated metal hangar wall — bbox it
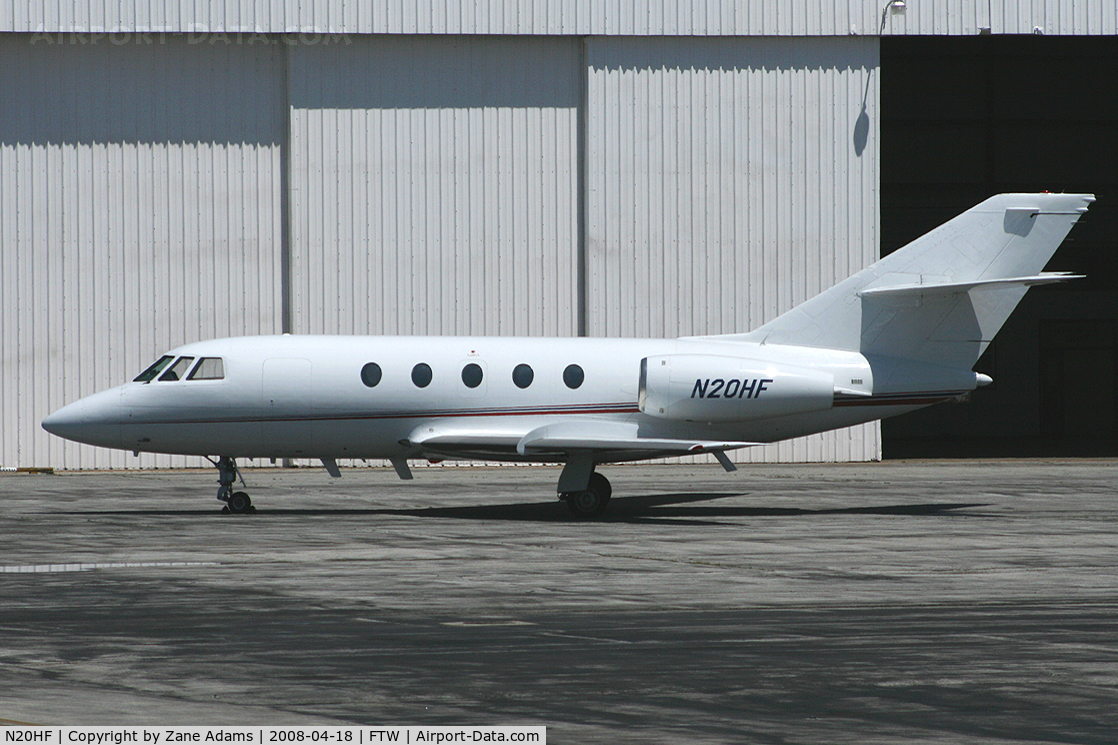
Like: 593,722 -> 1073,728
1,0 -> 1114,470
0,38 -> 286,469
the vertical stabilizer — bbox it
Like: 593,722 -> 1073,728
709,193 -> 1094,370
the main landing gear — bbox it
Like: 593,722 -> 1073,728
214,456 -> 254,514
561,471 -> 612,519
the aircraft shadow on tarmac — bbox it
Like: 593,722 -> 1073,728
369,493 -> 993,525
83,492 -> 991,524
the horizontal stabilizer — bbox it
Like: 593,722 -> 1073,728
858,272 -> 1084,301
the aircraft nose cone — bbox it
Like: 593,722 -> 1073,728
42,389 -> 123,448
42,400 -> 87,437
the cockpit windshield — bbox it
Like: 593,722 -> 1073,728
188,357 -> 225,380
134,355 -> 226,383
159,356 -> 195,381
133,355 -> 175,383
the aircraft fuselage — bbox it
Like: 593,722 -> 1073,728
44,334 -> 920,463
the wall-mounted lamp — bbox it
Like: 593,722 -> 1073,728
880,0 -> 907,32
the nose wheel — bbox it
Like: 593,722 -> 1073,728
215,456 -> 255,514
223,491 -> 253,514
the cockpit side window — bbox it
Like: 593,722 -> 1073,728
188,357 -> 225,381
134,355 -> 175,383
158,356 -> 195,382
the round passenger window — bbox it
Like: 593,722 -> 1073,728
512,363 -> 534,389
461,363 -> 484,389
563,364 -> 584,389
411,363 -> 433,388
360,362 -> 382,388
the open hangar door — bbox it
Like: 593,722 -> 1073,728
880,35 -> 1118,457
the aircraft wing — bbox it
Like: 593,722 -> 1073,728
402,417 -> 756,462
514,420 -> 755,455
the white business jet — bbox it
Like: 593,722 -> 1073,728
43,193 -> 1093,516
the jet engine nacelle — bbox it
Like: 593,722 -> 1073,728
639,354 -> 835,422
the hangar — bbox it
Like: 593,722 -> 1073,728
1,1 -> 1115,469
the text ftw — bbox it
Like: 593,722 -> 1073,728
691,378 -> 773,400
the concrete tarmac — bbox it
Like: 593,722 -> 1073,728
2,461 -> 1117,743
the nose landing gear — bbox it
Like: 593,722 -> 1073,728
214,456 -> 254,514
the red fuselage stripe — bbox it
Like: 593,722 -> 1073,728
132,403 -> 643,426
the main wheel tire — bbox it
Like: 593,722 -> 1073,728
564,486 -> 610,519
588,471 -> 612,500
227,491 -> 253,514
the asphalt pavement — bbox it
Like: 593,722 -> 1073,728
2,461 -> 1117,743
